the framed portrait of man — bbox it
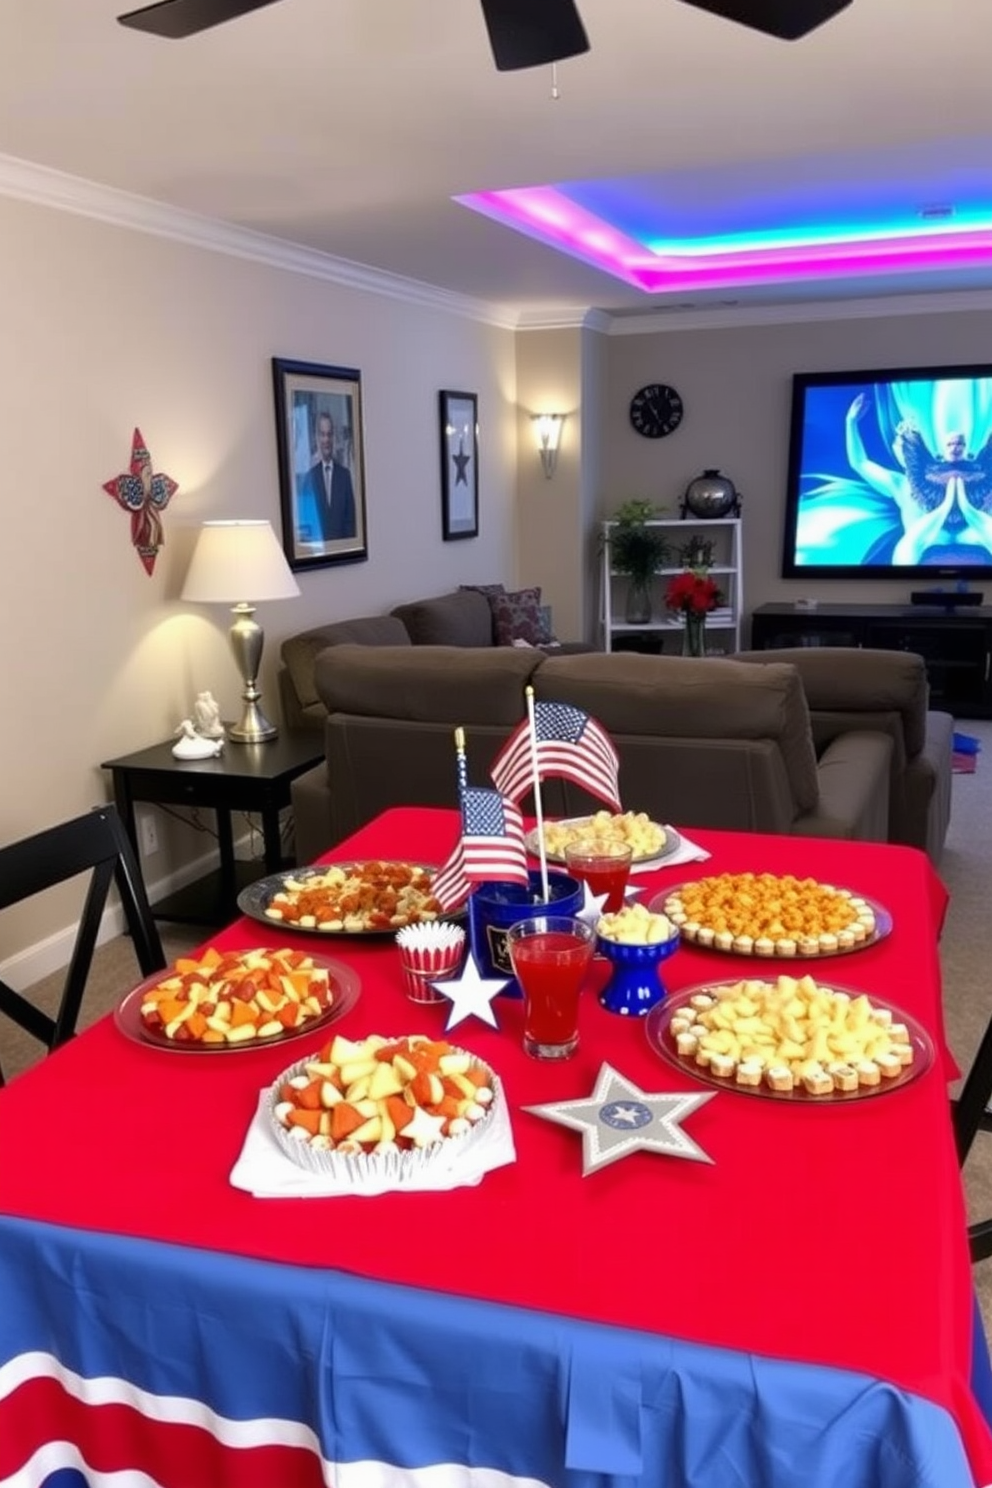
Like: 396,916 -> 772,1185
272,358 -> 369,571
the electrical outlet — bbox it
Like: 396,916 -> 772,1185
137,809 -> 159,856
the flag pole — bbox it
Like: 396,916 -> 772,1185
454,725 -> 468,807
524,687 -> 550,902
455,725 -> 482,970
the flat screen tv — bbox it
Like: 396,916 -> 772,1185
782,363 -> 992,580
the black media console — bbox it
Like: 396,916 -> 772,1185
749,602 -> 992,719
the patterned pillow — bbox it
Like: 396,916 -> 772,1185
489,587 -> 545,646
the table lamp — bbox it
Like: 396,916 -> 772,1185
181,519 -> 300,743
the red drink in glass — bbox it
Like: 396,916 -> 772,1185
507,917 -> 595,1059
564,840 -> 633,913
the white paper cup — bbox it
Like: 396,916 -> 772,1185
395,922 -> 466,1004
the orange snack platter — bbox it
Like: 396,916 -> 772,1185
114,947 -> 362,1052
238,861 -> 449,935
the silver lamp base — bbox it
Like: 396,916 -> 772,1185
227,602 -> 278,744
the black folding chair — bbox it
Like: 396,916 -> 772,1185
952,1022 -> 992,1262
0,804 -> 165,1084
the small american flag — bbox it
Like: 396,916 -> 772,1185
491,701 -> 621,811
431,785 -> 529,912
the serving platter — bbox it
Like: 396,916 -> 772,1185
238,861 -> 458,937
645,982 -> 934,1104
115,953 -> 360,1053
525,818 -> 681,867
650,881 -> 892,959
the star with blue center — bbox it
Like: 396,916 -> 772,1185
523,1063 -> 715,1173
433,954 -> 509,1031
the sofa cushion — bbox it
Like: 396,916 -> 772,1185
281,616 -> 410,713
313,645 -> 543,726
734,648 -> 928,758
536,652 -> 821,814
391,589 -> 494,647
489,586 -> 547,647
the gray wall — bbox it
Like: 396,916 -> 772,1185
596,300 -> 992,635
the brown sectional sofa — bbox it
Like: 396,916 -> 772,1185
278,587 -> 594,732
734,647 -> 953,867
289,644 -> 922,866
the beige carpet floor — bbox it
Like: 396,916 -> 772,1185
4,736 -> 992,1331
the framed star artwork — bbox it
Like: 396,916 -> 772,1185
272,358 -> 369,573
439,389 -> 479,541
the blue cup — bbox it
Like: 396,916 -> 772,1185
469,870 -> 583,996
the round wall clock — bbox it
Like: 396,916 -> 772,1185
629,384 -> 684,439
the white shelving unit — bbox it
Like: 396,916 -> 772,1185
600,517 -> 743,655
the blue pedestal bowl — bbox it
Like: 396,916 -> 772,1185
596,933 -> 680,1017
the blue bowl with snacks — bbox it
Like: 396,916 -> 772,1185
596,904 -> 680,1017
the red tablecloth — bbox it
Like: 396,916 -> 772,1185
1,809 -> 988,1479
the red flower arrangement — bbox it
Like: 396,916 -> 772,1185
665,570 -> 723,616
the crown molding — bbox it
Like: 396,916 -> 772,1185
515,307 -> 612,332
2,151 -> 989,337
601,286 -> 992,334
0,151 -> 516,329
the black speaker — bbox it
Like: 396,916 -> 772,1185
910,590 -> 983,608
676,0 -> 852,40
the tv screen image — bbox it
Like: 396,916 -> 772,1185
782,365 -> 992,580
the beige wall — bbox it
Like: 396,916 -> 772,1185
0,192 -> 516,966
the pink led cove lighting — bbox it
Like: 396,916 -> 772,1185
457,185 -> 992,294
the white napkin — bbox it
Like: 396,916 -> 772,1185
230,1088 -> 516,1198
631,826 -> 711,875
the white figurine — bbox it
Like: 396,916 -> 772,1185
193,690 -> 225,739
172,718 -> 224,760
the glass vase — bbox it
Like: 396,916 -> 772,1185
625,578 -> 653,625
682,612 -> 707,658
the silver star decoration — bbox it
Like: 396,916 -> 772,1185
576,879 -> 609,931
433,954 -> 509,1031
523,1063 -> 715,1174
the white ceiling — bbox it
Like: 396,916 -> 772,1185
2,0 -> 991,321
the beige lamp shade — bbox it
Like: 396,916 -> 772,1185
181,519 -> 301,603
181,520 -> 300,744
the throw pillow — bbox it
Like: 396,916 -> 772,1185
489,586 -> 545,647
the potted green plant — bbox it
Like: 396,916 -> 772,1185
605,500 -> 670,623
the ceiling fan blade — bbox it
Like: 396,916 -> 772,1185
117,0 -> 281,39
676,0 -> 852,40
479,0 -> 589,71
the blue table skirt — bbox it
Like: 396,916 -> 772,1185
0,1216 -> 979,1488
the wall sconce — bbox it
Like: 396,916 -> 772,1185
533,413 -> 564,479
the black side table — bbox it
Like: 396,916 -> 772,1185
102,732 -> 324,926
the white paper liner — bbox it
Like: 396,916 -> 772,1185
395,922 -> 466,955
630,827 -> 711,875
231,1050 -> 514,1197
